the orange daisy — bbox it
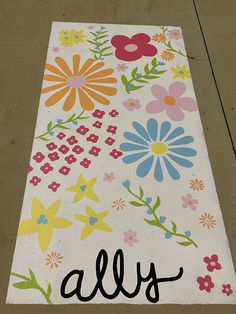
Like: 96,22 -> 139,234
152,33 -> 166,42
161,51 -> 175,61
189,178 -> 205,191
199,213 -> 217,229
45,251 -> 63,268
112,198 -> 125,210
42,55 -> 117,111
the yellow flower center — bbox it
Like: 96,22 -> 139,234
151,142 -> 167,155
128,102 -> 136,107
164,95 -> 176,106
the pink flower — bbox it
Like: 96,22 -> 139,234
93,121 -> 102,129
72,145 -> 84,155
109,109 -> 119,117
52,47 -> 60,53
29,176 -> 41,186
123,98 -> 141,111
58,144 -> 69,154
116,63 -> 128,72
48,181 -> 60,192
40,162 -> 53,174
105,137 -> 115,146
181,193 -> 198,210
80,158 -> 91,168
67,135 -> 78,145
167,29 -> 182,40
46,142 -> 57,151
27,165 -> 33,173
86,134 -> 99,143
197,275 -> 214,293
103,172 -> 115,182
48,151 -> 60,162
65,154 -> 77,164
76,125 -> 89,135
146,82 -> 198,121
107,125 -> 117,134
222,284 -> 233,296
203,254 -> 222,272
123,230 -> 139,247
59,166 -> 70,175
57,132 -> 66,140
110,149 -> 123,159
33,152 -> 45,163
89,146 -> 101,157
92,109 -> 105,119
111,33 -> 157,61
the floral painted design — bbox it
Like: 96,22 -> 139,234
199,213 -> 217,229
59,29 -> 86,47
203,254 -> 222,272
120,119 -> 197,182
197,275 -> 214,293
74,206 -> 112,240
42,55 -> 117,111
161,51 -> 175,61
181,194 -> 198,210
111,33 -> 157,61
146,82 -> 198,121
116,63 -> 128,72
123,98 -> 141,111
87,26 -> 113,60
171,65 -> 191,80
152,33 -> 166,43
112,199 -> 125,210
18,198 -> 72,251
103,172 -> 115,182
123,230 -> 138,247
167,29 -> 183,40
46,252 -> 63,268
222,284 -> 233,296
190,178 -> 205,191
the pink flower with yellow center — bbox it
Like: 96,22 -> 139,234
123,98 -> 141,111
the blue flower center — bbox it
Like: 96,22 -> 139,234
37,214 -> 48,224
80,185 -> 86,192
89,216 -> 97,225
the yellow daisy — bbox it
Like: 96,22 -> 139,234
70,29 -> 86,44
59,30 -> 74,47
171,64 -> 191,80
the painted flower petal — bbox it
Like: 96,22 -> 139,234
136,156 -> 154,177
146,100 -> 166,114
141,43 -> 157,56
168,136 -> 194,146
168,147 -> 197,157
160,121 -> 171,141
120,143 -> 149,152
168,81 -> 186,97
167,153 -> 193,168
132,121 -> 151,142
177,97 -> 198,111
151,84 -> 168,99
154,157 -> 163,182
124,132 -> 149,146
164,127 -> 184,142
166,105 -> 185,121
147,119 -> 158,141
163,156 -> 180,180
122,152 -> 149,164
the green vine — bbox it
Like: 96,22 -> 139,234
160,26 -> 187,57
123,180 -> 198,248
11,269 -> 52,304
34,110 -> 89,141
121,57 -> 167,94
87,26 -> 113,60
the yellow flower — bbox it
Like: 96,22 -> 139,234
18,198 -> 72,251
171,64 -> 191,80
66,174 -> 99,203
74,206 -> 112,240
70,29 -> 86,44
59,30 -> 73,47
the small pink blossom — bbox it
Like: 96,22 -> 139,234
59,166 -> 70,175
33,152 -> 45,163
52,47 -> 60,53
123,98 -> 141,111
57,132 -> 66,140
46,142 -> 57,151
27,165 -> 33,173
116,63 -> 128,72
222,284 -> 233,296
203,254 -> 222,272
67,135 -> 78,145
29,176 -> 41,186
40,162 -> 53,174
167,29 -> 182,40
181,193 -> 198,210
103,172 -> 115,182
65,154 -> 77,164
123,229 -> 138,247
197,275 -> 214,293
48,181 -> 60,192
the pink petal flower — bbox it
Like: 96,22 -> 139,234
177,97 -> 198,111
146,100 -> 166,114
150,84 -> 168,99
166,105 -> 185,121
168,81 -> 186,97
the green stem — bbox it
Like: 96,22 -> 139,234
88,27 -> 112,60
37,285 -> 52,304
160,26 -> 187,57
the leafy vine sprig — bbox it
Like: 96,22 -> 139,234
123,180 -> 198,248
121,57 -> 166,94
34,110 -> 89,141
160,26 -> 187,57
11,269 -> 52,304
87,26 -> 113,60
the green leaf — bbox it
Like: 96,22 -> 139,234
135,79 -> 148,83
102,52 -> 113,56
121,74 -> 128,86
144,218 -> 162,227
156,70 -> 167,74
13,281 -> 32,289
38,137 -> 50,141
129,201 -> 145,207
96,35 -> 108,40
87,40 -> 96,44
144,75 -> 159,79
144,63 -> 150,73
89,48 -> 99,53
89,31 -> 97,37
153,196 -> 161,210
177,241 -> 192,246
100,46 -> 112,53
47,121 -> 52,131
28,269 -> 37,284
47,283 -> 52,298
98,40 -> 109,46
56,125 -> 70,129
171,221 -> 177,233
139,186 -> 144,198
151,57 -> 157,66
67,113 -> 76,121
131,67 -> 138,79
128,85 -> 143,91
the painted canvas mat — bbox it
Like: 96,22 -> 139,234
6,22 -> 236,304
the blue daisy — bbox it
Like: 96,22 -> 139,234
120,119 -> 197,182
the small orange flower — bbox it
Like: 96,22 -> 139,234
199,213 -> 216,229
190,178 -> 205,191
152,33 -> 166,42
161,51 -> 175,61
112,198 -> 125,210
45,251 -> 63,268
42,54 -> 117,111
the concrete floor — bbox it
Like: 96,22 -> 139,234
0,0 -> 235,313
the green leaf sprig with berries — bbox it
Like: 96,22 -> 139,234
87,26 -> 113,60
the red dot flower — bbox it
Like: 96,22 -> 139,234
33,152 -> 45,163
111,33 -> 157,61
107,125 -> 117,134
27,165 -> 33,173
89,146 -> 101,157
65,154 -> 77,164
92,109 -> 105,119
222,284 -> 233,296
46,142 -> 57,151
80,158 -> 91,168
110,149 -> 123,159
76,125 -> 89,135
203,254 -> 222,272
72,145 -> 84,155
86,134 -> 99,143
40,162 -> 53,174
57,132 -> 66,140
59,166 -> 70,175
48,152 -> 60,162
109,109 -> 119,117
197,275 -> 214,293
105,137 -> 115,146
48,181 -> 60,192
29,176 -> 41,186
67,135 -> 78,145
93,121 -> 102,129
58,145 -> 70,154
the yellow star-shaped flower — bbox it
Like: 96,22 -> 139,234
171,64 -> 191,80
74,206 -> 112,240
70,29 -> 87,44
66,174 -> 100,203
18,198 -> 72,251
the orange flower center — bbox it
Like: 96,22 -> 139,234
125,44 -> 138,52
67,76 -> 86,88
164,95 -> 176,106
128,101 -> 136,106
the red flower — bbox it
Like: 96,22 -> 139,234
46,142 -> 57,151
222,284 -> 233,296
80,158 -> 91,168
48,151 -> 60,162
86,134 -> 99,143
89,146 -> 101,157
203,254 -> 222,272
29,176 -> 41,186
58,144 -> 70,154
33,152 -> 45,163
111,33 -> 157,61
105,137 -> 115,145
109,109 -> 119,117
107,125 -> 117,134
92,109 -> 105,119
72,145 -> 84,155
48,181 -> 60,192
93,121 -> 102,129
67,135 -> 78,145
27,165 -> 33,173
65,154 -> 77,164
57,132 -> 66,140
40,162 -> 53,174
110,149 -> 123,159
197,275 -> 214,293
59,166 -> 70,175
76,125 -> 89,135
